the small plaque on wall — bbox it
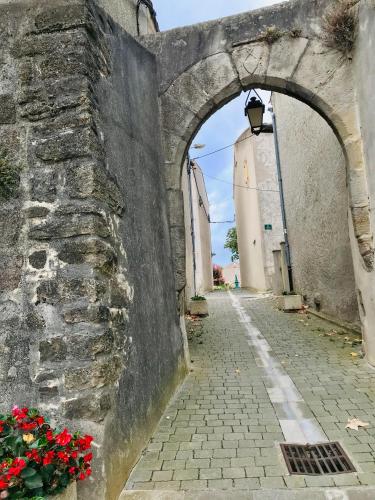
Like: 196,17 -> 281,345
264,224 -> 272,231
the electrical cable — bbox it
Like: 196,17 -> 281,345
190,134 -> 253,161
210,220 -> 236,224
203,172 -> 280,193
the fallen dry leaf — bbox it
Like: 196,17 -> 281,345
324,330 -> 337,337
346,417 -> 370,431
350,352 -> 358,357
235,369 -> 241,374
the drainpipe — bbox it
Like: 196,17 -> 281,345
187,156 -> 197,296
269,105 -> 294,292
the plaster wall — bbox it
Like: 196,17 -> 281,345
182,161 -> 213,305
272,93 -> 359,324
181,163 -> 194,304
351,0 -> 375,359
95,21 -> 186,499
192,162 -> 214,295
234,128 -> 283,291
222,262 -> 241,287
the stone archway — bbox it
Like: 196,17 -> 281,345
140,0 -> 375,362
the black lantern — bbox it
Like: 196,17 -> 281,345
244,91 -> 265,135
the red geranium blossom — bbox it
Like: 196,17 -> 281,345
0,407 -> 94,496
55,428 -> 72,446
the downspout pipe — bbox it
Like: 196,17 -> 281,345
187,156 -> 197,296
269,106 -> 294,292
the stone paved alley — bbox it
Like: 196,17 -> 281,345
122,291 -> 375,499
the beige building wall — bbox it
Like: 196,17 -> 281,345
222,262 -> 241,287
233,128 -> 284,291
182,161 -> 213,305
272,94 -> 359,324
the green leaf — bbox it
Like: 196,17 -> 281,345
38,435 -> 48,447
21,467 -> 37,478
29,488 -> 44,497
25,474 -> 44,490
10,491 -> 27,498
40,463 -> 55,480
59,472 -> 70,488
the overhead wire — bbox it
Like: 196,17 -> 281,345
189,130 -> 280,230
203,173 -> 280,194
190,134 -> 252,161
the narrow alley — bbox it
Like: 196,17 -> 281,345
123,291 -> 375,499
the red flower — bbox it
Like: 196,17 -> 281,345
46,430 -> 54,442
57,452 -> 69,464
79,472 -> 85,481
12,406 -> 28,421
19,421 -> 37,431
26,450 -> 41,464
86,468 -> 92,477
6,460 -> 26,479
42,451 -> 55,466
36,416 -> 44,426
0,478 -> 8,490
78,435 -> 93,451
13,459 -> 26,470
68,467 -> 76,475
71,451 -> 78,459
55,429 -> 72,446
83,453 -> 93,463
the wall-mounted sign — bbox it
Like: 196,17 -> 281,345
264,224 -> 272,230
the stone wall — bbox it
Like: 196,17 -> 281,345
0,1 -> 185,498
272,94 -> 359,325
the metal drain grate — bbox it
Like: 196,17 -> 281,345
280,442 -> 356,475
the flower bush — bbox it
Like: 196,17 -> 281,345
0,406 -> 93,499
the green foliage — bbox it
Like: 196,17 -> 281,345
191,295 -> 206,301
0,406 -> 93,499
224,227 -> 239,262
261,26 -> 284,44
0,150 -> 21,201
322,0 -> 359,54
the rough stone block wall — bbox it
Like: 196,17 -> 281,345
0,1 -> 186,498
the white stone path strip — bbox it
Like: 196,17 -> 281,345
228,291 -> 327,444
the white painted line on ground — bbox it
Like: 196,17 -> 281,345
229,290 -> 327,444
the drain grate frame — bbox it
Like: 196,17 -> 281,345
280,442 -> 356,476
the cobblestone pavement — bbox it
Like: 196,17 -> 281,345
124,290 -> 375,498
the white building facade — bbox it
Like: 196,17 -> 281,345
233,127 -> 284,291
182,160 -> 213,305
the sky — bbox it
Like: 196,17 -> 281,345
153,0 -> 280,266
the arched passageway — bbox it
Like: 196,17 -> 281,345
140,0 -> 375,363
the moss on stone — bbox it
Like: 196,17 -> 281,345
0,150 -> 21,201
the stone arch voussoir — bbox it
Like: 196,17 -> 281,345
160,36 -> 374,271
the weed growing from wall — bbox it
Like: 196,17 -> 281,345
259,26 -> 303,45
322,0 -> 359,55
261,26 -> 284,44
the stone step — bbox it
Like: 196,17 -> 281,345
119,487 -> 375,500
